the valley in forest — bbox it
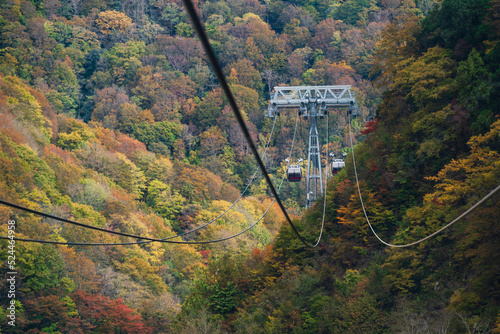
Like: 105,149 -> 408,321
0,0 -> 499,332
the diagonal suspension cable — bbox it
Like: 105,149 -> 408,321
0,118 -> 279,246
0,113 -> 301,246
311,112 -> 329,247
0,198 -> 275,245
347,114 -> 500,248
1,0 -> 318,247
181,0 -> 318,248
157,114 -> 279,240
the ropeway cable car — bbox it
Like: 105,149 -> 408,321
287,164 -> 302,182
331,159 -> 345,174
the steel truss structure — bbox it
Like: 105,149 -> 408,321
267,85 -> 359,207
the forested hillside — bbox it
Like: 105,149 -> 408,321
0,0 -> 499,333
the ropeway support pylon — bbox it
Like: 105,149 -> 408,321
266,85 -> 359,208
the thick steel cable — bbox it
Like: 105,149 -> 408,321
198,111 -> 302,246
0,118 -> 278,246
0,200 -> 274,246
0,114 -> 301,246
0,197 -> 274,246
0,198 -> 264,244
1,0 -> 313,247
347,114 -> 500,248
181,0 -> 316,248
160,114 -> 279,239
0,203 -> 270,245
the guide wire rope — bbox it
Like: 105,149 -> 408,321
0,119 -> 278,246
311,112 -> 329,247
181,0 -> 318,248
347,114 -> 500,248
0,114 -> 301,246
1,0 -> 322,248
156,114 -> 279,239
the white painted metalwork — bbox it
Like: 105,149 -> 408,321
267,85 -> 359,118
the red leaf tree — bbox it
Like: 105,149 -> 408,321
72,290 -> 152,334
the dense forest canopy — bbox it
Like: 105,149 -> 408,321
0,0 -> 499,332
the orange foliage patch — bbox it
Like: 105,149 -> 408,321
44,144 -> 78,165
95,126 -> 146,158
0,112 -> 25,144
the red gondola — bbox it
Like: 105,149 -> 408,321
287,164 -> 302,182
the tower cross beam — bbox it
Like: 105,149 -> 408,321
267,85 -> 359,118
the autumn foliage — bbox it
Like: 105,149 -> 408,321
0,0 -> 499,333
